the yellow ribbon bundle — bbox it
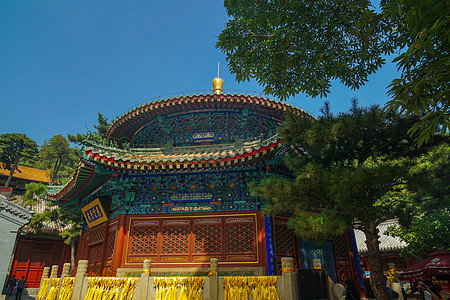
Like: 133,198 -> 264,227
154,276 -> 206,300
84,277 -> 138,300
225,276 -> 279,300
36,278 -> 50,300
188,277 -> 206,300
58,277 -> 75,300
47,278 -> 61,300
178,277 -> 189,300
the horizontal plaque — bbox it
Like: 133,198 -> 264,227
226,254 -> 255,261
128,256 -> 156,262
133,220 -> 159,226
163,219 -> 190,226
160,256 -> 189,262
194,218 -> 221,225
225,217 -> 254,224
192,255 -> 222,261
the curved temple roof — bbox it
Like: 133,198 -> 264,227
49,93 -> 309,209
107,93 -> 312,146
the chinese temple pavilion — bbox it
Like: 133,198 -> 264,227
48,78 -> 362,284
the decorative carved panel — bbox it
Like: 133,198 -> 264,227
333,232 -> 354,283
193,225 -> 222,254
126,214 -> 259,264
274,221 -> 296,256
88,224 -> 106,245
130,226 -> 158,255
162,225 -> 189,254
225,223 -> 255,253
88,243 -> 103,262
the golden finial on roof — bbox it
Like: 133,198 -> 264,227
212,62 -> 223,94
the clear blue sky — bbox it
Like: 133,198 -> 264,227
0,0 -> 399,146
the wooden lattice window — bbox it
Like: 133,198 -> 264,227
130,226 -> 158,255
88,243 -> 103,262
82,234 -> 89,259
88,225 -> 106,244
225,223 -> 255,253
162,226 -> 189,254
193,225 -> 222,254
105,230 -> 116,259
274,222 -> 296,256
333,234 -> 349,259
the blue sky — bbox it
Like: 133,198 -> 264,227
0,0 -> 400,145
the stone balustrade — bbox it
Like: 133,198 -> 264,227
36,257 -> 302,300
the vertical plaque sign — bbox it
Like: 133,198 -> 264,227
82,198 -> 108,228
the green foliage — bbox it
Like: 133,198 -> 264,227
252,102 -> 426,238
37,134 -> 78,183
28,208 -> 58,230
57,209 -> 83,245
387,201 -> 450,258
23,182 -> 47,205
386,143 -> 450,257
217,0 -> 395,99
217,0 -> 449,143
252,101 -> 446,298
68,112 -> 111,145
0,133 -> 38,168
383,0 -> 449,146
24,181 -> 82,245
287,212 -> 349,241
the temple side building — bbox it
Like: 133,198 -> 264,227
1,164 -> 71,292
48,79 -> 364,286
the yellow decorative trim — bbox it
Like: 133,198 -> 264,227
282,267 -> 295,273
192,255 -> 221,261
226,254 -> 255,261
143,269 -> 151,274
207,271 -> 218,277
160,256 -> 189,261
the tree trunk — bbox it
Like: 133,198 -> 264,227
51,158 -> 61,183
70,238 -> 76,275
4,143 -> 23,188
364,223 -> 390,300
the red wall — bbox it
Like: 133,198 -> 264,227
11,237 -> 71,288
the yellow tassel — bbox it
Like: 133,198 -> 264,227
36,279 -> 50,300
57,277 -> 75,300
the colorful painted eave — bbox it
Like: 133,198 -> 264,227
46,137 -> 297,205
84,138 -> 285,172
47,160 -> 112,206
106,93 -> 314,142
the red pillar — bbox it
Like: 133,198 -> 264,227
112,214 -> 127,276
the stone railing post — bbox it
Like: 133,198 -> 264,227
281,257 -> 297,300
57,263 -> 72,299
136,259 -> 151,300
61,263 -> 71,278
46,265 -> 59,296
38,266 -> 50,290
71,260 -> 88,300
209,258 -> 219,300
313,259 -> 322,269
50,265 -> 59,279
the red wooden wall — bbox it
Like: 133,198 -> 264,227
77,211 -> 266,275
10,237 -> 71,288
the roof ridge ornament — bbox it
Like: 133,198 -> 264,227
212,62 -> 223,94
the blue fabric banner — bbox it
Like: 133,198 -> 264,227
264,216 -> 276,275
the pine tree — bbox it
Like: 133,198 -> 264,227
252,101 -> 445,299
0,133 -> 38,187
